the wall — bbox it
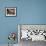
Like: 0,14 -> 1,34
0,0 -> 46,44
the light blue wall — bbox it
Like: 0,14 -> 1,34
0,0 -> 46,44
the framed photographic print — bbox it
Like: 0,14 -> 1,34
5,7 -> 16,16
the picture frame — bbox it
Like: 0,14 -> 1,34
18,24 -> 46,42
5,7 -> 16,16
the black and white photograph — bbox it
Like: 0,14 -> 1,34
18,25 -> 46,46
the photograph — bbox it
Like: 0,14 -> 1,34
6,7 -> 16,16
18,24 -> 46,46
